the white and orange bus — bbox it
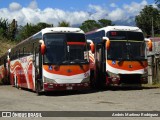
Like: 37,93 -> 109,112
0,27 -> 90,94
86,26 -> 152,88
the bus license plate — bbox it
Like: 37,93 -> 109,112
66,86 -> 73,90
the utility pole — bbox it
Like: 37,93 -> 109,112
151,17 -> 154,38
151,16 -> 159,84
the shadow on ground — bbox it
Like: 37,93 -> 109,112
14,85 -> 160,96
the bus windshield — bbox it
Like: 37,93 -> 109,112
107,31 -> 145,61
43,33 -> 88,64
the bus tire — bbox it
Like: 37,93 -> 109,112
90,70 -> 96,89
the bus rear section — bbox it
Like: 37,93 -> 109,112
86,26 -> 150,88
8,27 -> 90,94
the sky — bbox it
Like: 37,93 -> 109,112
0,0 -> 157,26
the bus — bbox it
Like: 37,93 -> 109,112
86,26 -> 152,88
0,27 -> 90,94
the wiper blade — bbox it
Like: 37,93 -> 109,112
62,60 -> 70,64
71,59 -> 85,71
67,59 -> 86,64
118,58 -> 125,64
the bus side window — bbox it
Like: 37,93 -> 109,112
19,49 -> 21,58
11,52 -> 14,60
32,43 -> 35,54
23,47 -> 26,56
4,59 -> 6,68
12,52 -> 15,60
28,43 -> 31,55
16,51 -> 18,59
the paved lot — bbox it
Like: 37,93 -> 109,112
0,85 -> 160,120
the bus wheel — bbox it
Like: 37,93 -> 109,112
13,76 -> 16,87
90,71 -> 96,89
36,81 -> 42,96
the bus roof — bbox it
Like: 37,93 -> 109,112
86,26 -> 142,34
8,27 -> 85,53
41,27 -> 84,35
98,26 -> 142,32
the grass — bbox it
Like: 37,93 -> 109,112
142,83 -> 160,88
0,36 -> 17,56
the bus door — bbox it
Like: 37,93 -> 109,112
95,43 -> 106,88
7,57 -> 10,83
33,46 -> 43,93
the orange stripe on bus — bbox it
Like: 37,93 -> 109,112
43,64 -> 89,76
107,60 -> 148,71
67,42 -> 86,45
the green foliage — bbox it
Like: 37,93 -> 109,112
0,18 -> 18,40
80,20 -> 100,32
36,22 -> 53,30
98,19 -> 114,27
135,5 -> 160,36
0,18 -> 9,37
17,22 -> 53,41
58,21 -> 70,27
8,19 -> 17,40
80,19 -> 114,32
0,35 -> 17,56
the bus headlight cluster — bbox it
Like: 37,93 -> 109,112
44,77 -> 57,83
81,76 -> 90,83
141,68 -> 148,77
107,71 -> 120,78
141,72 -> 148,78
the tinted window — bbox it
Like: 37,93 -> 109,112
66,33 -> 85,42
86,30 -> 105,43
43,34 -> 66,64
108,31 -> 144,41
107,42 -> 145,60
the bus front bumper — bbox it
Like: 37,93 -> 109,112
43,82 -> 90,91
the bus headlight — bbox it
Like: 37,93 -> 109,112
107,71 -> 120,78
141,72 -> 148,78
44,77 -> 57,83
81,76 -> 90,83
141,68 -> 148,78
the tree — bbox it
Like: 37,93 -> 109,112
36,22 -> 53,30
135,5 -> 160,36
80,19 -> 113,32
8,19 -> 17,40
0,18 -> 17,40
58,21 -> 70,27
98,19 -> 114,27
0,18 -> 9,37
80,20 -> 100,32
17,22 -> 53,41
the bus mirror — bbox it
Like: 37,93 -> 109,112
90,43 -> 95,53
148,40 -> 152,51
39,40 -> 46,55
103,37 -> 110,50
87,40 -> 95,53
145,38 -> 152,51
